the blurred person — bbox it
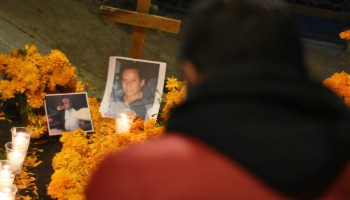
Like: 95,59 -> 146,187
86,0 -> 350,199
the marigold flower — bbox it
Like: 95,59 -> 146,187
165,76 -> 180,90
323,71 -> 350,97
340,30 -> 350,40
323,71 -> 350,107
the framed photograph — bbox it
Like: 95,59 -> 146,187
99,56 -> 166,121
44,92 -> 94,136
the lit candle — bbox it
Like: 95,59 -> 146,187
0,169 -> 14,186
0,185 -> 17,200
6,151 -> 26,174
12,132 -> 29,151
0,192 -> 13,200
116,114 -> 132,134
1,161 -> 12,171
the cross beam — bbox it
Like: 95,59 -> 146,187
100,2 -> 181,58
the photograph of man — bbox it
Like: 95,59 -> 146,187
46,92 -> 93,135
48,97 -> 79,132
99,57 -> 166,121
105,66 -> 155,120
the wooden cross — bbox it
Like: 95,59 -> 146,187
100,0 -> 181,59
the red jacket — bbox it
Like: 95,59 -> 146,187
85,134 -> 350,199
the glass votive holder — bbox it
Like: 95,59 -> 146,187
5,142 -> 27,175
11,127 -> 32,151
0,160 -> 13,172
115,109 -> 136,134
0,161 -> 15,186
0,185 -> 17,200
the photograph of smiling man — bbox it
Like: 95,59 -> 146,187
99,57 -> 166,121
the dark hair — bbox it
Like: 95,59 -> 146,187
119,66 -> 145,81
180,0 -> 305,79
117,59 -> 161,84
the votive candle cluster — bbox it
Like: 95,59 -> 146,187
0,127 -> 32,199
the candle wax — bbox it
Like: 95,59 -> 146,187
12,132 -> 29,150
0,187 -> 15,200
7,151 -> 25,173
0,193 -> 13,200
0,170 -> 14,186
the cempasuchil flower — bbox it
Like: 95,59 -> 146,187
0,43 -> 84,138
323,71 -> 350,106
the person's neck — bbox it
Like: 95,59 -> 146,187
124,92 -> 143,104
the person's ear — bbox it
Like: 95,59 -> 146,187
182,60 -> 201,86
140,79 -> 145,87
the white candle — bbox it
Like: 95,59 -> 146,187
7,151 -> 26,174
116,116 -> 132,134
12,132 -> 29,150
0,193 -> 13,200
0,170 -> 14,186
1,163 -> 11,171
0,186 -> 16,200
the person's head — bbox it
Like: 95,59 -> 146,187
120,68 -> 145,98
75,108 -> 92,130
180,0 -> 305,86
62,98 -> 72,110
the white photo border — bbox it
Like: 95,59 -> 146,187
99,56 -> 166,121
44,92 -> 94,136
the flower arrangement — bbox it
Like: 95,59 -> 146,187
160,77 -> 186,120
323,71 -> 350,106
339,29 -> 350,40
47,77 -> 185,199
0,44 -> 84,138
324,30 -> 350,105
0,43 -> 186,199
